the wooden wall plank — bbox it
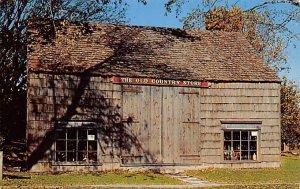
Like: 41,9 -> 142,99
201,148 -> 222,155
211,82 -> 280,89
201,103 -> 279,112
139,86 -> 152,163
149,86 -> 163,163
161,87 -> 176,163
172,87 -> 182,163
198,111 -> 279,119
261,147 -> 281,155
261,126 -> 281,133
201,88 -> 280,97
201,155 -> 221,163
261,133 -> 281,141
261,140 -> 281,148
261,154 -> 281,162
200,96 -> 279,104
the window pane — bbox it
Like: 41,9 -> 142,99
78,151 -> 87,161
224,131 -> 231,140
67,140 -> 76,151
241,151 -> 249,160
78,141 -> 87,151
88,152 -> 97,162
241,141 -> 248,150
232,151 -> 240,160
56,140 -> 66,151
237,152 -> 241,160
78,130 -> 87,139
233,141 -> 240,151
67,129 -> 77,139
241,131 -> 248,140
224,151 -> 231,160
224,141 -> 231,151
250,141 -> 257,150
67,152 -> 76,162
56,129 -> 66,139
88,141 -> 97,151
250,151 -> 257,160
56,152 -> 66,162
250,131 -> 257,140
233,131 -> 240,140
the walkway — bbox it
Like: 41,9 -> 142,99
76,174 -> 219,188
168,173 -> 220,187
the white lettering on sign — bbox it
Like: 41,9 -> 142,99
120,77 -> 132,83
112,76 -> 210,88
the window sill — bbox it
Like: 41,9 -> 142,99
120,163 -> 202,167
222,160 -> 261,164
52,162 -> 103,166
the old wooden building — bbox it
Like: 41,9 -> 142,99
26,20 -> 281,172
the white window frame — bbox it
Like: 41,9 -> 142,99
53,121 -> 100,165
221,121 -> 261,162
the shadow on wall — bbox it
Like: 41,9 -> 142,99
27,21 -> 189,170
26,73 -> 155,170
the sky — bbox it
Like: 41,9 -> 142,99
125,1 -> 300,87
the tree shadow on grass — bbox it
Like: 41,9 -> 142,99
3,174 -> 31,180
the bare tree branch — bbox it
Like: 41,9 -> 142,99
246,0 -> 300,12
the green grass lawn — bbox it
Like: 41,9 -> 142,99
187,156 -> 300,188
1,157 -> 299,188
210,184 -> 299,189
0,171 -> 183,187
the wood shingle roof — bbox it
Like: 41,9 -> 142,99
28,20 -> 280,82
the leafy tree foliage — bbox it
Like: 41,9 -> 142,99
203,6 -> 291,74
201,5 -> 300,148
281,77 -> 300,149
165,0 -> 300,148
0,0 -> 136,141
166,1 -> 299,72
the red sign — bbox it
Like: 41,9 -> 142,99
112,76 -> 210,88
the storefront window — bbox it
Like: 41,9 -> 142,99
55,128 -> 98,163
223,130 -> 258,161
222,122 -> 260,161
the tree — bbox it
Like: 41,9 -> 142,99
0,0 -> 144,141
201,5 -> 300,149
202,5 -> 300,149
165,1 -> 300,148
281,77 -> 300,149
165,1 -> 299,72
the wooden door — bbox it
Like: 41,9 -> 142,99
161,87 -> 189,164
121,85 -> 201,165
179,88 -> 201,164
121,85 -> 162,164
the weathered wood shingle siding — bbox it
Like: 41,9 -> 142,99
27,72 -> 280,171
199,83 -> 281,166
27,73 -> 121,171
